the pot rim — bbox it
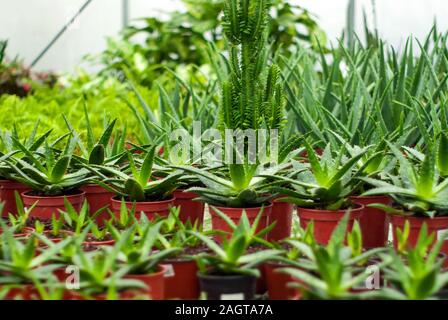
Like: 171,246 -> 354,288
21,189 -> 85,200
297,203 -> 364,214
126,264 -> 167,279
211,202 -> 274,212
110,195 -> 175,205
197,271 -> 257,281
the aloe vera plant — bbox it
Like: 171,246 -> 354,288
264,141 -> 370,209
86,147 -> 182,202
362,141 -> 448,217
377,223 -> 448,300
4,135 -> 90,196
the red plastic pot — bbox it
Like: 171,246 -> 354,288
124,265 -> 166,300
21,190 -> 85,221
2,284 -> 38,300
0,180 -> 30,216
110,196 -> 174,221
267,197 -> 294,242
265,262 -> 301,300
391,215 -> 448,256
163,259 -> 199,300
80,184 -> 115,225
210,204 -> 272,241
297,205 -> 364,245
350,195 -> 391,249
173,190 -> 204,225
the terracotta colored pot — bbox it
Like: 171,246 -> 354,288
2,284 -> 38,300
391,215 -> 448,256
210,204 -> 272,241
173,190 -> 204,226
0,226 -> 34,238
124,265 -> 166,300
42,230 -> 74,243
163,258 -> 199,300
82,234 -> 115,247
65,289 -> 146,300
350,195 -> 391,249
297,205 -> 364,245
267,197 -> 294,242
0,180 -> 30,216
265,262 -> 301,300
21,190 -> 85,221
80,184 -> 114,225
110,196 -> 174,221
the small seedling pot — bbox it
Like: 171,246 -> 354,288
80,184 -> 115,225
267,197 -> 294,242
163,258 -> 200,300
173,190 -> 204,226
21,190 -> 85,221
390,214 -> 448,257
110,196 -> 174,221
297,205 -> 364,245
210,204 -> 272,241
265,262 -> 301,300
0,180 -> 30,216
349,195 -> 391,249
198,272 -> 257,300
124,265 -> 167,300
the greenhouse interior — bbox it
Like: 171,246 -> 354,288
2,0 -> 448,305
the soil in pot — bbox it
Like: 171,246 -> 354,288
82,233 -> 115,246
391,215 -> 448,257
198,271 -> 257,300
297,205 -> 364,245
210,204 -> 272,242
80,184 -> 115,225
21,190 -> 85,221
267,197 -> 294,242
0,180 -> 30,217
110,196 -> 174,221
124,265 -> 166,300
173,190 -> 204,226
265,262 -> 301,300
350,195 -> 391,249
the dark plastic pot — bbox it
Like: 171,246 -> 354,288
0,180 -> 30,216
265,262 -> 301,300
124,265 -> 166,300
210,204 -> 272,241
163,258 -> 199,300
391,215 -> 448,256
21,190 -> 85,221
267,197 -> 294,242
297,205 -> 364,245
80,184 -> 115,225
350,195 -> 391,249
110,196 -> 174,221
198,272 -> 257,300
173,190 -> 204,226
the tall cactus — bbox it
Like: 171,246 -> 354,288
220,0 -> 285,132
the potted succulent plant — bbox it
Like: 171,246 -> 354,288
264,141 -> 369,245
377,224 -> 448,299
68,112 -> 128,224
362,141 -> 448,256
190,221 -> 281,300
86,147 -> 182,220
332,132 -> 394,248
116,222 -> 181,300
279,214 -> 387,299
156,207 -> 210,300
4,136 -> 90,220
0,223 -> 72,300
